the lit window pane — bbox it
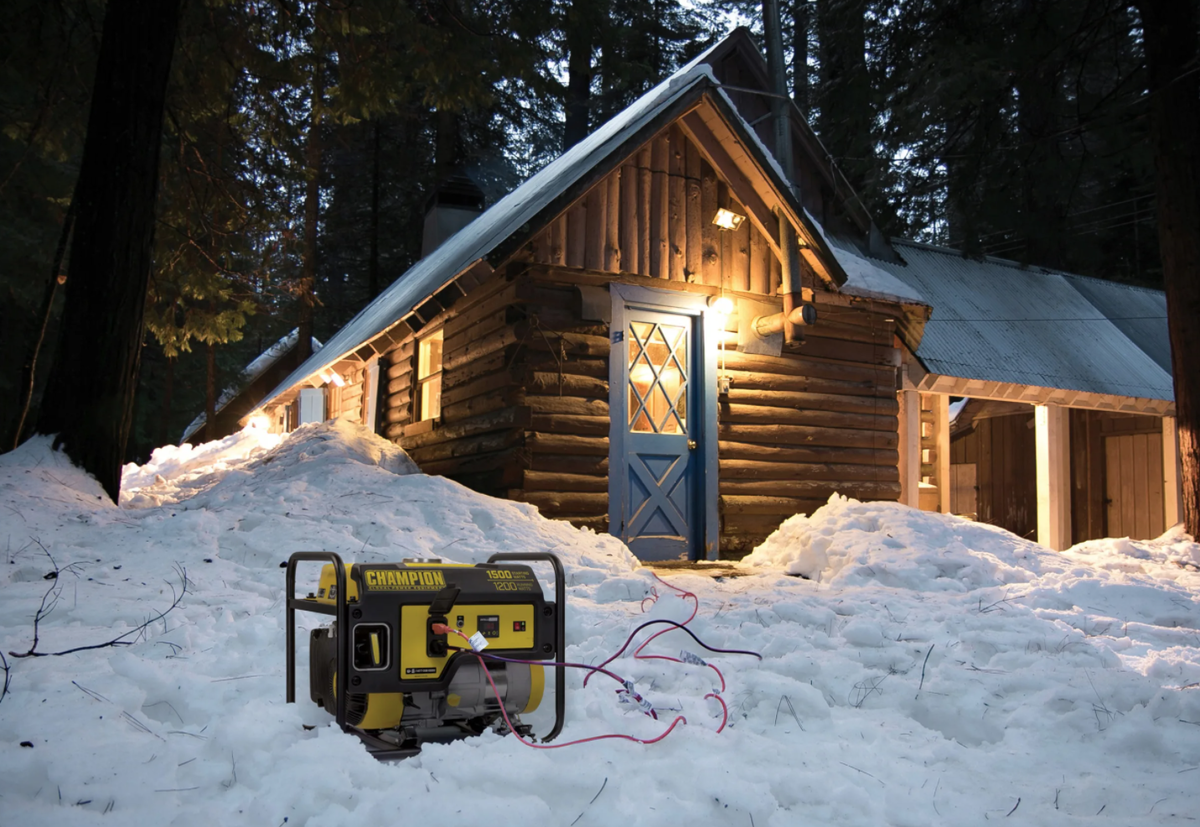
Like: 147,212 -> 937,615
417,329 -> 444,421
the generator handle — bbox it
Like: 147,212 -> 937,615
487,552 -> 566,743
286,551 -> 349,734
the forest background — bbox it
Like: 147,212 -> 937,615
0,0 -> 1177,463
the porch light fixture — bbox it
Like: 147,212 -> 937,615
708,295 -> 735,317
320,369 -> 346,387
711,208 -> 745,231
247,413 -> 271,431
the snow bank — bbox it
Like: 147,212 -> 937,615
2,430 -> 1198,826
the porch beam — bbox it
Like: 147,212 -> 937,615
1163,415 -> 1183,528
935,394 -> 951,514
1035,403 -> 1072,550
897,390 -> 921,507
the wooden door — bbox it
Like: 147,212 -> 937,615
1104,432 -> 1165,540
612,307 -> 700,560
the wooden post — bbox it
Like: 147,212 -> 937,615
1163,415 -> 1183,527
1035,403 -> 1072,550
897,390 -> 921,507
935,394 -> 951,514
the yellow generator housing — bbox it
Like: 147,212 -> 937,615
286,551 -> 564,759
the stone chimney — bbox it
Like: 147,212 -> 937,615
421,172 -> 485,257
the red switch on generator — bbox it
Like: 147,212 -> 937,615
513,620 -> 526,632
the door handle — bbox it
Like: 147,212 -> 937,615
687,439 -> 697,450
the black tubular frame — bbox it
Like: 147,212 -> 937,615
488,552 -> 566,743
286,551 -> 347,730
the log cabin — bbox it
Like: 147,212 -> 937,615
243,28 -> 1179,559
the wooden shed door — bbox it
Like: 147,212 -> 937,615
1104,432 -> 1165,540
615,308 -> 700,560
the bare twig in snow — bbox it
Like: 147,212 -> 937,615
10,564 -> 189,658
917,644 -> 935,694
774,695 -> 804,730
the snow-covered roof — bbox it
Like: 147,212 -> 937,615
822,231 -> 927,305
181,330 -> 322,443
878,239 -> 1174,401
256,42 -> 736,414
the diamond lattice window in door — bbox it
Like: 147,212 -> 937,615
627,320 -> 688,434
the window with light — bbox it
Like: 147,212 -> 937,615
416,329 -> 443,421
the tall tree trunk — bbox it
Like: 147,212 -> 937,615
297,62 -> 324,362
1013,0 -> 1067,269
563,0 -> 595,151
204,340 -> 216,442
36,0 -> 182,501
368,119 -> 381,300
159,355 -> 174,448
815,0 -> 873,194
791,0 -> 810,111
1137,0 -> 1200,537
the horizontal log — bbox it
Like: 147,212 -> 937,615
522,471 -> 608,492
719,403 -> 897,433
803,320 -> 895,347
719,459 -> 900,482
723,388 -> 899,416
530,453 -> 609,475
442,280 -> 530,339
721,349 -> 896,386
443,324 -> 520,371
718,422 -> 898,450
383,421 -> 408,440
512,490 -> 609,514
441,391 -> 515,423
441,369 -> 513,408
419,447 -> 523,477
383,403 -> 410,424
527,395 -> 609,417
718,440 -> 899,467
407,429 -> 523,465
448,466 -> 524,492
563,515 -> 609,533
520,371 -> 608,398
720,495 -> 828,516
387,373 -> 412,395
719,479 -> 902,499
798,336 -> 899,367
400,406 -> 531,450
525,432 -> 610,456
519,352 -> 608,378
718,536 -> 767,559
444,349 -> 507,390
386,353 -> 414,380
530,413 -> 611,436
721,367 -> 891,399
722,514 -> 791,536
385,388 -> 411,411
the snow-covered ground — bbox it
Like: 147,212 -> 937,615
2,421 -> 1198,826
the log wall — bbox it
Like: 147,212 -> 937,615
716,302 -> 901,555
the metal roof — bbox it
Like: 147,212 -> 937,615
878,240 -> 1174,401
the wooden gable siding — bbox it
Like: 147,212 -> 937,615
524,123 -> 787,295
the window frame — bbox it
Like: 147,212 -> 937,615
415,328 -> 444,423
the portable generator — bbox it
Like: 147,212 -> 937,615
286,551 -> 564,760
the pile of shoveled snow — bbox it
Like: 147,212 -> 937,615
1,423 -> 1198,827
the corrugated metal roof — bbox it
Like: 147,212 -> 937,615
1062,274 -> 1172,375
878,240 -> 1174,401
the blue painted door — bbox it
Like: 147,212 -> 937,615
616,307 -> 699,560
